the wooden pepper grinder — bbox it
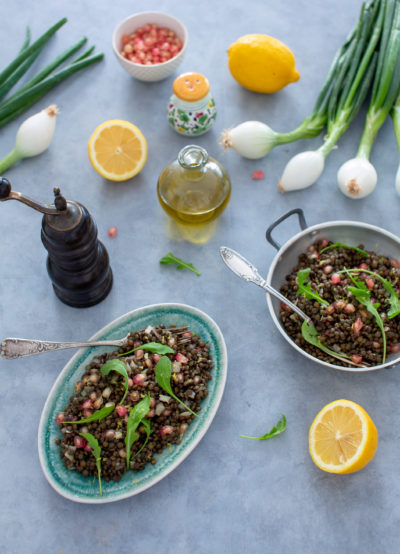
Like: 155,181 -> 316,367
0,178 -> 113,308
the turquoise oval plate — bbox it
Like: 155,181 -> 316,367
38,303 -> 228,504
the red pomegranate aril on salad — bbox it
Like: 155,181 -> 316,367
121,23 -> 183,65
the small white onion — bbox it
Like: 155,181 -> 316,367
220,121 -> 278,159
15,104 -> 58,157
337,157 -> 377,199
278,150 -> 325,192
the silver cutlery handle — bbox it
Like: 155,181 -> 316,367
0,338 -> 123,359
219,246 -> 311,324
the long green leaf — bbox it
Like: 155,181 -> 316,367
79,432 -> 102,495
100,359 -> 129,404
0,18 -> 67,87
155,356 -> 198,416
301,321 -> 359,366
118,342 -> 174,358
63,404 -> 115,424
125,395 -> 151,468
296,268 -> 329,306
0,46 -> 44,102
0,53 -> 104,127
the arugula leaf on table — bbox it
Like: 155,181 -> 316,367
160,253 -> 201,276
63,404 -> 115,424
118,342 -> 174,358
320,243 -> 368,257
125,394 -> 151,469
155,356 -> 198,417
240,414 -> 287,440
100,358 -> 129,404
296,268 -> 329,306
79,432 -> 102,495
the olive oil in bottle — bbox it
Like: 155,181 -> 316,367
157,145 -> 231,225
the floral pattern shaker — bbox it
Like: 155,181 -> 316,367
168,72 -> 216,136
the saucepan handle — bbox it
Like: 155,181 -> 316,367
265,208 -> 308,251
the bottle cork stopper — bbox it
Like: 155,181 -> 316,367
173,72 -> 210,102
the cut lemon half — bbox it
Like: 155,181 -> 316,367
309,399 -> 378,474
88,120 -> 148,181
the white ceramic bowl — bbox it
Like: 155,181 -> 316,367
112,12 -> 188,82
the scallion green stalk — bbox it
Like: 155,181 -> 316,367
391,90 -> 400,194
279,0 -> 384,192
338,0 -> 400,198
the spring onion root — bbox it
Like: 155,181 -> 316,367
0,104 -> 58,173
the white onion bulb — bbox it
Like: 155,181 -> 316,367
337,158 -> 377,199
278,151 -> 325,192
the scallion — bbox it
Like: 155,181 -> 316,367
338,0 -> 400,199
279,0 -> 383,192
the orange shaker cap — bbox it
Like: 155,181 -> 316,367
173,72 -> 210,102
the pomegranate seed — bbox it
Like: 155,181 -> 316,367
175,352 -> 189,364
344,303 -> 356,314
74,436 -> 87,449
320,239 -> 329,248
124,44 -> 133,54
151,47 -> 160,56
366,278 -> 374,290
56,412 -> 64,425
84,443 -> 92,452
353,317 -> 364,335
331,273 -> 341,284
132,373 -> 146,386
323,265 -> 333,274
310,252 -> 320,260
389,343 -> 400,353
149,397 -> 156,408
152,353 -> 161,363
83,409 -> 93,419
280,302 -> 293,313
159,425 -> 174,437
80,399 -> 92,410
358,263 -> 368,269
108,226 -> 117,238
182,331 -> 192,338
251,170 -> 265,180
350,354 -> 363,364
116,405 -> 127,417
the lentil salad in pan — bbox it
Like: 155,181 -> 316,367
279,240 -> 400,368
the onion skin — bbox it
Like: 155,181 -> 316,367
337,158 -> 377,199
278,151 -> 324,192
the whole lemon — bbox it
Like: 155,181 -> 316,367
228,34 -> 300,93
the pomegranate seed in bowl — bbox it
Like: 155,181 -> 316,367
121,23 -> 183,65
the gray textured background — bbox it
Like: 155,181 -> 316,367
1,0 -> 399,552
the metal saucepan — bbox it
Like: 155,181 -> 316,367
265,209 -> 400,372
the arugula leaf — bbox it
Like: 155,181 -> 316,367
100,359 -> 129,404
296,268 -> 329,306
348,285 -> 386,363
64,404 -> 115,424
155,356 -> 198,417
160,253 -> 201,276
320,242 -> 368,257
301,321 -> 356,365
240,414 -> 287,440
79,432 -> 102,496
118,342 -> 175,358
133,418 -> 153,459
125,394 -> 151,469
345,268 -> 400,319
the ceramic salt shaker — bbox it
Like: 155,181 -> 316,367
167,72 -> 216,136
